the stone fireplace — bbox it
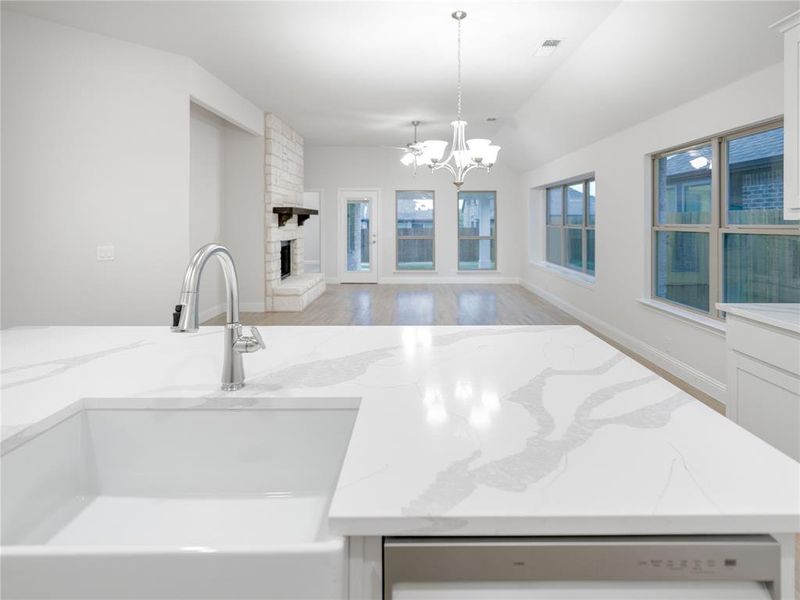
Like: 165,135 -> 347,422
264,113 -> 325,311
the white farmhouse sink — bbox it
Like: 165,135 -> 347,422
1,397 -> 359,599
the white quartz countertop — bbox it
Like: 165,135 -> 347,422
717,303 -> 800,334
2,325 -> 798,537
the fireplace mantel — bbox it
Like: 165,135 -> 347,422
273,207 -> 318,227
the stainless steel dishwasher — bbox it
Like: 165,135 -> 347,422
383,536 -> 781,599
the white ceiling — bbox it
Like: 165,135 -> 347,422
5,1 -> 796,171
495,0 -> 796,169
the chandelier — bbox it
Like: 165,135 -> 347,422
400,10 -> 500,188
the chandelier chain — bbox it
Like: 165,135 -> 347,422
457,16 -> 462,120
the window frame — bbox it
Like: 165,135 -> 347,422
457,190 -> 498,271
650,118 -> 793,320
395,190 -> 436,271
544,176 -> 596,276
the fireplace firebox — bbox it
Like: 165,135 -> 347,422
280,241 -> 291,280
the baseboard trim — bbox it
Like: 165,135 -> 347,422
240,302 -> 266,313
520,280 -> 727,403
325,275 -> 521,285
377,276 -> 521,285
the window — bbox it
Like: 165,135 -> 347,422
458,191 -> 496,270
652,121 -> 799,317
545,177 -> 596,275
396,191 -> 434,270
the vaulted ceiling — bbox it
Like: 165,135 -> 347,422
5,1 -> 795,171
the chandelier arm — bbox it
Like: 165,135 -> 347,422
432,161 -> 457,178
464,162 -> 489,180
431,119 -> 461,170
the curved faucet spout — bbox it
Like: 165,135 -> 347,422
170,243 -> 263,392
172,243 -> 240,332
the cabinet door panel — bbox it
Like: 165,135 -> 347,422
734,355 -> 800,460
726,318 -> 800,375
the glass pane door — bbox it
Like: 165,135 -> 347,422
347,200 -> 371,272
340,190 -> 378,283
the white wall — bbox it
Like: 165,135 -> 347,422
521,64 -> 784,402
1,10 -> 263,327
222,119 -> 265,312
305,146 -> 522,283
190,104 -> 266,322
302,191 -> 321,273
190,104 -> 226,318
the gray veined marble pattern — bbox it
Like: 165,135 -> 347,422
401,354 -> 692,517
247,326 -> 555,390
1,340 -> 150,389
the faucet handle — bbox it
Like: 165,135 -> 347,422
171,305 -> 183,328
234,326 -> 265,354
248,327 -> 266,351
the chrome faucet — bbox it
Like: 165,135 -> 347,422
171,243 -> 265,391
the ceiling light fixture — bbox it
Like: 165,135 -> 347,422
399,120 -> 423,169
400,10 -> 500,188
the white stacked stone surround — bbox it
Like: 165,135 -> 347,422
264,114 -> 324,311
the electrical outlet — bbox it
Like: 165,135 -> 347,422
96,245 -> 114,261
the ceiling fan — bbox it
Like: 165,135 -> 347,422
389,120 -> 426,174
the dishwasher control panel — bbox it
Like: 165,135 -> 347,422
638,557 -> 731,573
383,535 -> 781,600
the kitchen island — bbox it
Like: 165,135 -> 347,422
2,325 -> 798,598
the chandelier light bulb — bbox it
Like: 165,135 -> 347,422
467,139 -> 491,150
422,140 -> 448,163
467,138 -> 491,163
483,145 -> 500,166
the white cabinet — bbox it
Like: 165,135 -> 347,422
719,303 -> 800,460
772,11 -> 800,221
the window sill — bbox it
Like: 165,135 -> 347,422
457,269 -> 498,273
637,298 -> 726,335
531,261 -> 595,288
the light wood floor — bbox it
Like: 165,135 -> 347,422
207,283 -> 799,594
211,283 -> 576,327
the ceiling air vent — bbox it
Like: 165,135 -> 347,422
534,39 -> 562,57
